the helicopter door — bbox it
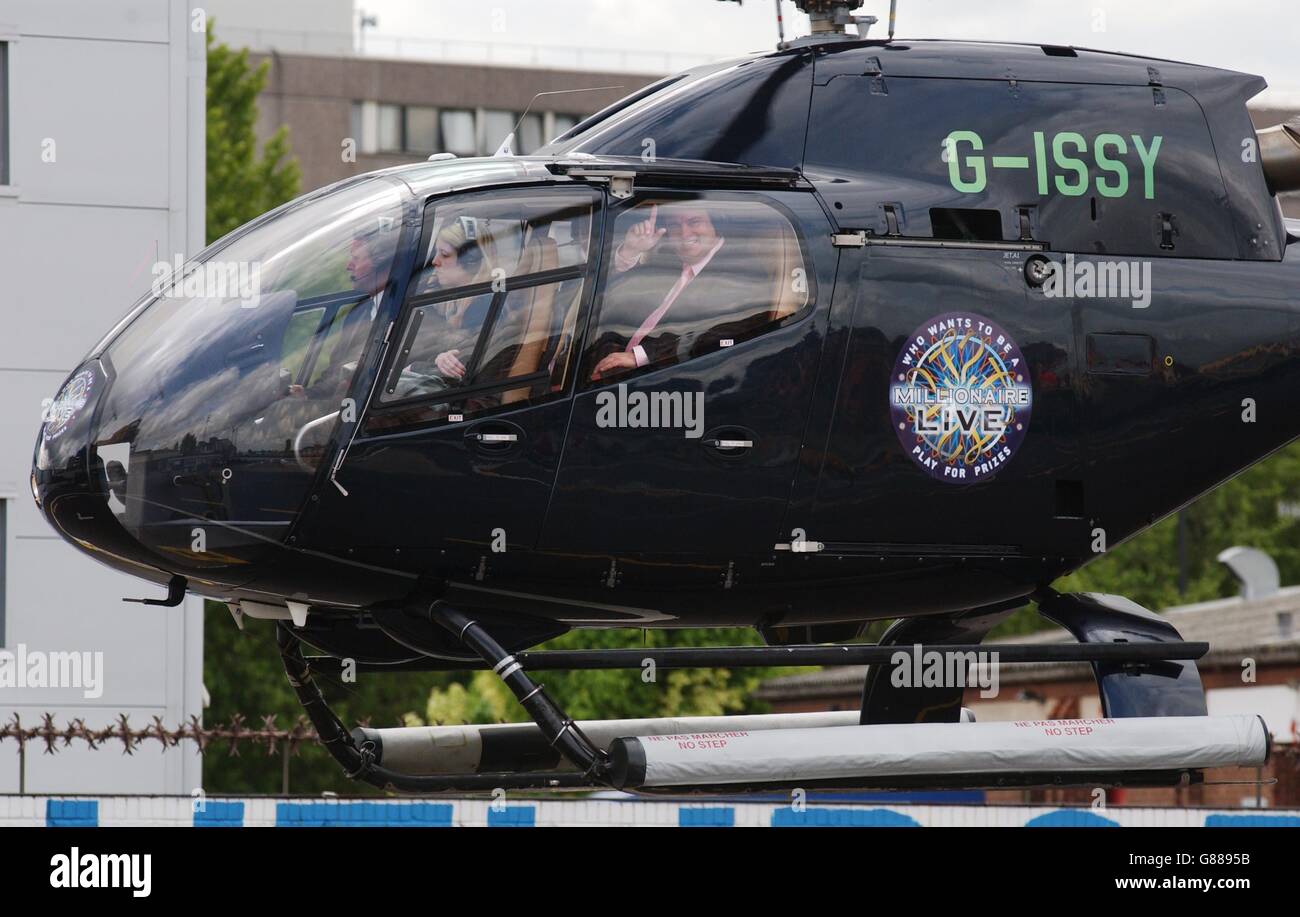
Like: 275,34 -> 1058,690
312,187 -> 603,568
806,244 -> 1078,559
541,191 -> 831,556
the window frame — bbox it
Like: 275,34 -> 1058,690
368,184 -> 605,427
283,290 -> 373,388
576,188 -> 818,392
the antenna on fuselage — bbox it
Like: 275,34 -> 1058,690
494,86 -> 625,157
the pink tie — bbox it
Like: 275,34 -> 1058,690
628,264 -> 695,353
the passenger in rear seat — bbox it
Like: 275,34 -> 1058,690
391,221 -> 495,397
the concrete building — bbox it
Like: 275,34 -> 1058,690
203,0 -> 356,56
0,0 -> 205,793
245,50 -> 657,194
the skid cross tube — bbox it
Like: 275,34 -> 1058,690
301,638 -> 1208,676
275,624 -> 598,792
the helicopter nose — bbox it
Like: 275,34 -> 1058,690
33,361 -> 105,508
30,352 -> 297,592
31,360 -> 164,579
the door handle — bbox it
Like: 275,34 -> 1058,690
701,427 -> 757,458
707,438 -> 753,450
464,422 -> 525,454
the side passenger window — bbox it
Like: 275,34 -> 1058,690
582,197 -> 810,383
372,190 -> 598,430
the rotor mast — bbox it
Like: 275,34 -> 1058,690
791,0 -> 878,42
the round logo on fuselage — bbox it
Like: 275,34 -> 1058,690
889,312 -> 1032,483
44,369 -> 96,442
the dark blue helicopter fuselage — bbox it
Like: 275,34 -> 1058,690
32,40 -> 1300,650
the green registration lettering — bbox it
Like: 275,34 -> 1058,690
1131,134 -> 1162,200
943,129 -> 1163,200
1033,131 -> 1048,195
1052,132 -> 1089,196
1094,133 -> 1129,198
945,130 -> 986,193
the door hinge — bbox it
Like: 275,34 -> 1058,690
1147,66 -> 1166,107
832,230 -> 867,248
567,168 -> 636,199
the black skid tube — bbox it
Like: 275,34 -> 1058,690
423,602 -> 614,783
275,624 -> 598,792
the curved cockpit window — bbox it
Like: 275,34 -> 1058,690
92,179 -> 406,557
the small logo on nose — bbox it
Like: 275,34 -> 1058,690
44,368 -> 96,442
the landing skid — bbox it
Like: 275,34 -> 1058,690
277,593 -> 1269,794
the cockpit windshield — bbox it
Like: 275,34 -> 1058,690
91,178 -> 406,563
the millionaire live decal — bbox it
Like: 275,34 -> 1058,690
44,368 -> 96,442
889,313 -> 1033,482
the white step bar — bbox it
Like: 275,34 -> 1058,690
608,715 -> 1270,789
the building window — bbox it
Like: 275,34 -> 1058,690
376,103 -> 403,153
0,43 -> 8,185
440,109 -> 476,157
516,112 -> 544,154
550,113 -> 580,144
481,110 -> 516,156
405,106 -> 438,153
346,104 -> 598,160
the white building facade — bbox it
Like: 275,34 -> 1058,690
0,0 -> 205,793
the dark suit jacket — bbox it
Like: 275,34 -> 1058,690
589,241 -> 776,375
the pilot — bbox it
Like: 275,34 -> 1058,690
392,219 -> 497,398
588,202 -> 770,381
287,224 -> 395,401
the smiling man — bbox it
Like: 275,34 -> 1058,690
589,201 -> 773,381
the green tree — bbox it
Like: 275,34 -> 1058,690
417,627 -> 798,727
202,607 -> 462,794
992,441 -> 1300,635
205,26 -> 300,245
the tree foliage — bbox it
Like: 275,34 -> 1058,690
205,26 -> 300,245
994,441 -> 1300,635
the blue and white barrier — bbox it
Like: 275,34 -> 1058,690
2,795 -> 1299,827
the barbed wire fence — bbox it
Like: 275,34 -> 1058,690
0,712 -> 325,795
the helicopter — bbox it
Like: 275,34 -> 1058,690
29,0 -> 1300,792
